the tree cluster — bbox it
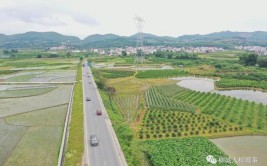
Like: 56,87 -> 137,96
153,50 -> 198,59
239,52 -> 267,67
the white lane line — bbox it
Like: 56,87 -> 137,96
104,161 -> 107,166
98,128 -> 100,134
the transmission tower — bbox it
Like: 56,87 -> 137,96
134,16 -> 145,64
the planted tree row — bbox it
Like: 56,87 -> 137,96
99,69 -> 135,78
145,87 -> 195,113
135,69 -> 188,78
216,78 -> 267,90
175,89 -> 267,130
139,109 -> 241,139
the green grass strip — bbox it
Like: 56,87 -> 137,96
64,62 -> 84,165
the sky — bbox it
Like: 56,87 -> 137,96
1,0 -> 267,39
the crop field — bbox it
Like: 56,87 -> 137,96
0,85 -> 72,118
0,85 -> 71,165
138,84 -> 267,140
0,61 -> 74,166
4,126 -> 63,166
145,86 -> 195,113
113,95 -> 139,122
140,109 -> 243,139
2,70 -> 76,83
135,69 -> 188,78
0,119 -> 28,166
174,88 -> 267,131
0,86 -> 57,98
5,104 -> 68,126
98,69 -> 135,78
143,137 -> 236,166
1,105 -> 67,165
142,84 -> 267,132
216,78 -> 267,90
1,58 -> 79,68
5,74 -> 37,82
0,70 -> 18,75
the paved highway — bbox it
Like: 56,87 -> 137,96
82,62 -> 127,166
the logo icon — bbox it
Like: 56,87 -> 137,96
206,155 -> 217,164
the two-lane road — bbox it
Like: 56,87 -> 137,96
82,62 -> 127,166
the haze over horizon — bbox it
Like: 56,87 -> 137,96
1,0 -> 267,39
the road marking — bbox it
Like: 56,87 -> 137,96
104,161 -> 107,166
98,128 -> 100,134
100,143 -> 103,149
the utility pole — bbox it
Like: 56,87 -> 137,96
134,16 -> 145,64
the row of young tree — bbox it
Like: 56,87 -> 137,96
153,50 -> 198,59
239,52 -> 267,67
3,49 -> 18,54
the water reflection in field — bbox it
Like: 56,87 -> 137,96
173,77 -> 267,105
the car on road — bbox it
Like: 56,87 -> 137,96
86,97 -> 91,101
87,75 -> 90,78
89,81 -> 92,84
96,109 -> 102,115
90,135 -> 98,146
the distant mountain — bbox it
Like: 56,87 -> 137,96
177,31 -> 267,43
1,31 -> 267,49
83,34 -> 122,43
0,31 -> 80,49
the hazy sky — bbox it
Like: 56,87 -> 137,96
1,0 -> 267,39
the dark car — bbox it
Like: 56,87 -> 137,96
86,97 -> 91,101
90,135 -> 98,146
96,109 -> 102,115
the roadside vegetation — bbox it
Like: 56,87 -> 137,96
64,62 -> 84,166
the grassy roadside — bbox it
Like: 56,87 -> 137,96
99,90 -> 146,166
64,62 -> 84,165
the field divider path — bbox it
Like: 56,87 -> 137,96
57,83 -> 76,166
88,65 -> 128,166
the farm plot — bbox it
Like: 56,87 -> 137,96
5,74 -> 37,82
0,119 -> 28,166
4,126 -> 63,166
113,95 -> 139,122
1,70 -> 76,83
0,83 -> 72,165
5,104 -> 68,126
135,69 -> 188,78
216,78 -> 267,90
98,69 -> 135,78
0,71 -> 43,80
0,85 -> 72,118
175,89 -> 267,131
143,137 -> 237,166
0,86 -> 57,99
31,70 -> 76,82
139,109 -> 243,139
145,86 -> 195,113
